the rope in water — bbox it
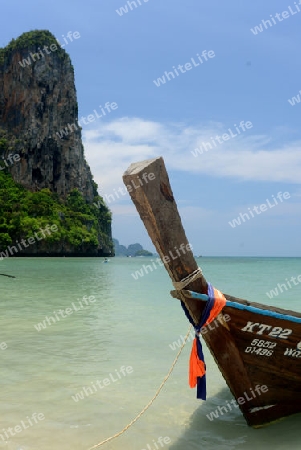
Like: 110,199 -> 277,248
88,323 -> 194,449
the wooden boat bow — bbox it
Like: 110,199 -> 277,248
123,156 -> 301,428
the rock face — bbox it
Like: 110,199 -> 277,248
0,30 -> 113,256
0,30 -> 94,202
113,239 -> 152,256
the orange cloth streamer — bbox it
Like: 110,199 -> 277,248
203,287 -> 226,327
189,286 -> 226,389
189,338 -> 206,387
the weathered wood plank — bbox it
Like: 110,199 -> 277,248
123,157 -> 208,324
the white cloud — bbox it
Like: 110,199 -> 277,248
82,117 -> 301,197
101,117 -> 163,143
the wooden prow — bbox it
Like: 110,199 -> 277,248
123,156 -> 207,324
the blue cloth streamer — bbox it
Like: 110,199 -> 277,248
180,282 -> 215,400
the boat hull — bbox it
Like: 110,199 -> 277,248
178,290 -> 301,427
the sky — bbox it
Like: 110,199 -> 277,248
1,0 -> 301,256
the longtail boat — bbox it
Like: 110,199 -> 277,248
122,156 -> 301,428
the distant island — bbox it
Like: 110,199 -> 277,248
113,239 -> 153,257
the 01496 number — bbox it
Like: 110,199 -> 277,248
245,347 -> 274,356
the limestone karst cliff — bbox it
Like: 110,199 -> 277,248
0,30 -> 113,256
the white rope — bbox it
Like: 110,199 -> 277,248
87,324 -> 193,449
172,267 -> 203,290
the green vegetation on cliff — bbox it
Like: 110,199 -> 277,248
0,170 -> 113,254
134,249 -> 153,256
0,30 -> 68,66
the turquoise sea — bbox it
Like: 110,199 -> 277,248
0,257 -> 300,450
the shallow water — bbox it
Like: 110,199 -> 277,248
0,257 -> 300,450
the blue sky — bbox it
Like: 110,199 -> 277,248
2,0 -> 301,256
